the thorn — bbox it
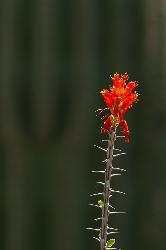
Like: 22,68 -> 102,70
89,204 -> 101,208
95,108 -> 109,112
102,158 -> 112,163
90,193 -> 103,197
86,227 -> 100,231
94,217 -> 102,221
107,227 -> 118,231
94,108 -> 102,113
111,190 -> 126,195
113,148 -> 122,152
116,135 -> 125,138
107,231 -> 119,235
106,248 -> 119,250
92,170 -> 105,173
112,167 -> 126,172
101,114 -> 109,120
109,211 -> 126,214
109,204 -> 116,210
94,144 -> 107,152
113,152 -> 126,157
96,181 -> 105,185
107,248 -> 122,250
93,237 -> 100,242
111,174 -> 121,177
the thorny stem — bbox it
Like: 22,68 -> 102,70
100,128 -> 116,250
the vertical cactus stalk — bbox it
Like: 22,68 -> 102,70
87,73 -> 139,250
100,129 -> 116,250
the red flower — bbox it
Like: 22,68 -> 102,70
101,116 -> 112,133
100,73 -> 138,141
120,120 -> 129,142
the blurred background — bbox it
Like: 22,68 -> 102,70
0,0 -> 166,250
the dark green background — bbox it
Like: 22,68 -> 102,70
0,0 -> 166,250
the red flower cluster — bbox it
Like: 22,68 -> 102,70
100,73 -> 138,141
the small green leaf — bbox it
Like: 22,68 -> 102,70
98,200 -> 104,207
106,239 -> 115,248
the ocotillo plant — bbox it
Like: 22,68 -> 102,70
87,73 -> 139,250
